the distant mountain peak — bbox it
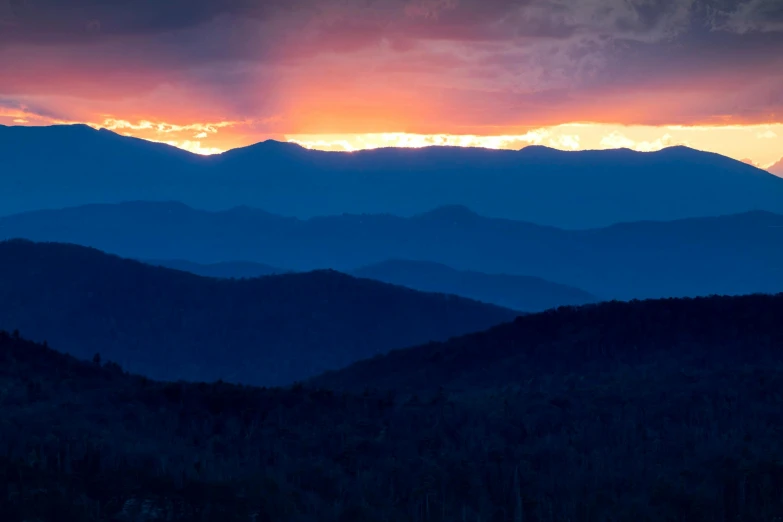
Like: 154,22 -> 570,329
654,145 -> 723,157
518,144 -> 559,153
61,123 -> 99,132
260,139 -> 302,148
517,144 -> 708,156
218,138 -> 305,158
0,122 -> 97,134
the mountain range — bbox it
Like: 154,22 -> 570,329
3,201 -> 783,301
3,123 -> 783,228
4,123 -> 783,522
0,240 -> 516,386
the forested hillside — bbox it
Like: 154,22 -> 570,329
4,293 -> 783,522
311,292 -> 783,393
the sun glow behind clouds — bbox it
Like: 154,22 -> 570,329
285,131 -> 552,152
100,118 -> 240,136
162,140 -> 223,155
100,118 -> 240,155
2,110 -> 781,173
285,123 -> 783,174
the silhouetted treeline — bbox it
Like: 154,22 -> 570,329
0,240 -> 515,386
5,290 -> 783,520
311,292 -> 783,393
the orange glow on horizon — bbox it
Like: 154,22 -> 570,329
282,126 -> 783,174
2,111 -> 782,174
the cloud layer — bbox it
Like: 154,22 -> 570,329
1,0 -> 782,156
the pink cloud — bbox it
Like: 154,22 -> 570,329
769,157 -> 783,176
1,0 -> 782,138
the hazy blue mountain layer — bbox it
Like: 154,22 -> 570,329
3,123 -> 783,228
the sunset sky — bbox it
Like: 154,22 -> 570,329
1,0 -> 782,171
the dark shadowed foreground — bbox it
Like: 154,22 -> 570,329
309,292 -> 783,393
3,291 -> 783,521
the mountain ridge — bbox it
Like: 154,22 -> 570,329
3,201 -> 783,301
0,123 -> 762,164
309,290 -> 783,393
0,239 -> 517,386
3,123 -> 782,227
351,259 -> 598,312
137,255 -> 599,312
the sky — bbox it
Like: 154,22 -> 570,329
1,0 -> 782,171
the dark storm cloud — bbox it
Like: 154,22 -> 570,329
0,0 -> 780,51
0,0 -> 310,44
709,0 -> 783,32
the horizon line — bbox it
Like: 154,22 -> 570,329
1,121 -> 713,156
3,119 -> 781,174
3,121 -> 781,176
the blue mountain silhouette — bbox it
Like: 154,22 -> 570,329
3,124 -> 783,227
3,201 -> 783,300
134,255 -> 597,312
351,259 -> 597,312
0,239 -> 515,385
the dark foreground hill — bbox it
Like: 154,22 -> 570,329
310,292 -> 783,394
352,259 -> 598,311
5,289 -> 783,521
4,201 -> 783,300
4,124 -> 783,227
0,240 -> 515,385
